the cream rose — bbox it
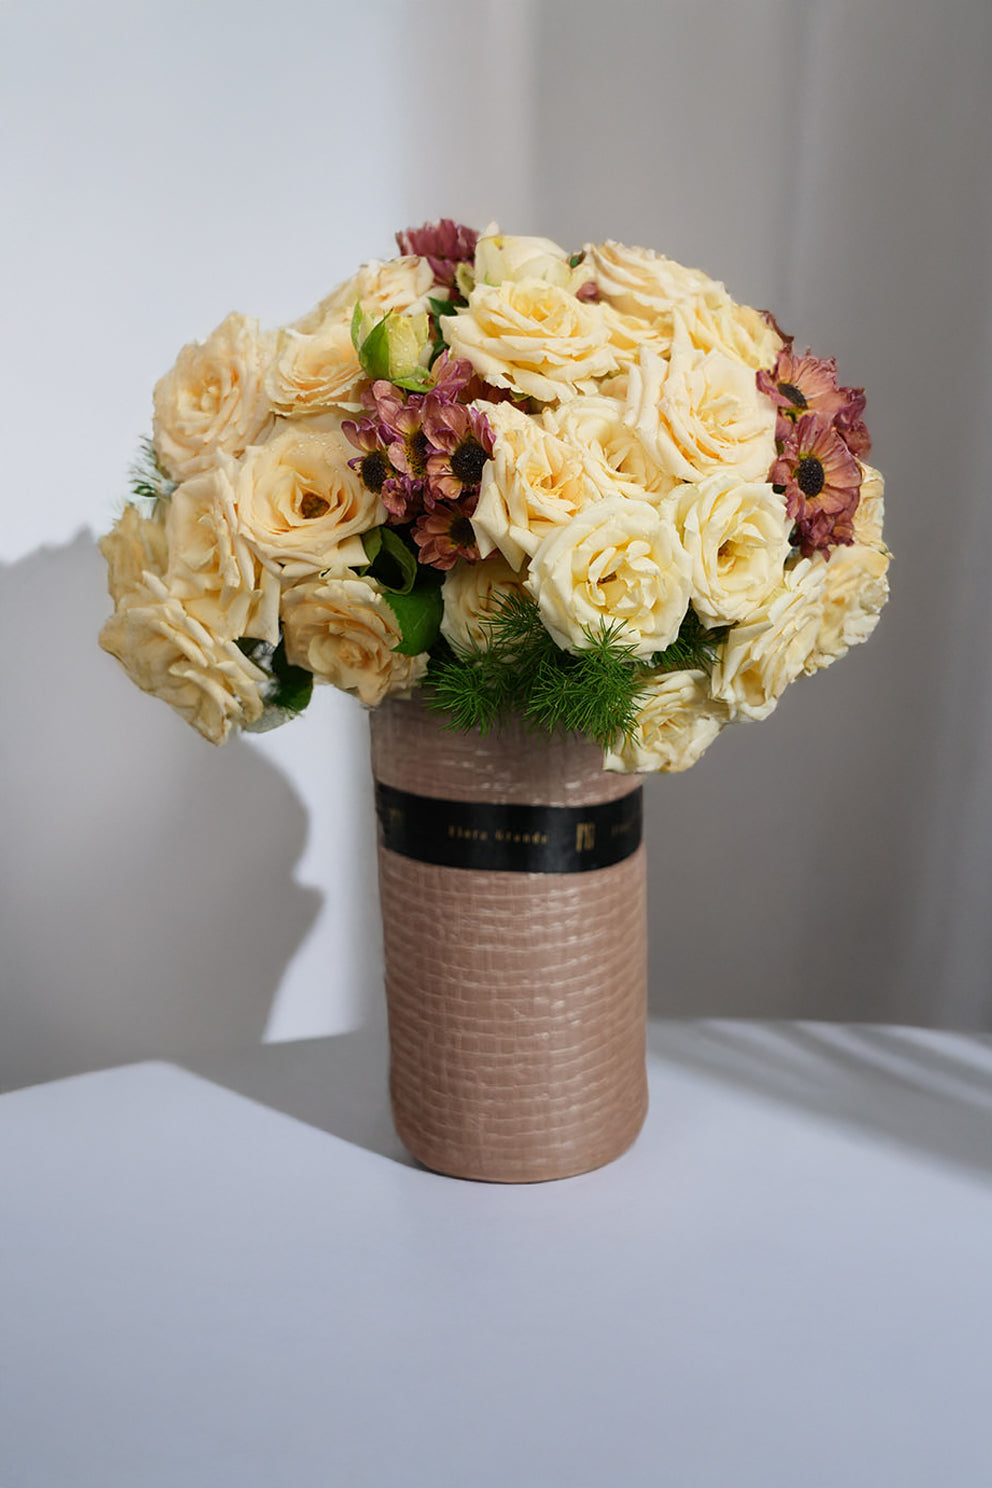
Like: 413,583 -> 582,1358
293,255 -> 436,333
442,278 -> 618,402
543,395 -> 673,500
807,543 -> 890,669
675,473 -> 792,627
99,571 -> 267,744
281,576 -> 428,705
440,553 -> 526,652
603,669 -> 728,774
625,329 -> 777,495
525,495 -> 692,658
854,462 -> 886,548
675,293 -> 783,370
474,232 -> 572,288
710,558 -> 826,721
599,303 -> 675,370
583,240 -> 718,321
164,467 -> 280,644
472,403 -> 627,570
99,503 -> 168,606
234,425 -> 382,578
265,321 -> 364,416
152,312 -> 273,481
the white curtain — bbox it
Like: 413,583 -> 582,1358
2,0 -> 989,1091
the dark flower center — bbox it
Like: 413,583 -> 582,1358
797,456 -> 825,498
300,492 -> 330,519
778,380 -> 808,409
360,450 -> 389,493
450,438 -> 488,486
450,515 -> 476,551
406,428 -> 429,478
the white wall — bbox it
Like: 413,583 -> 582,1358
0,0 -> 538,1086
3,0 -> 990,1090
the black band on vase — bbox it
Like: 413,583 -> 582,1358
374,781 -> 643,874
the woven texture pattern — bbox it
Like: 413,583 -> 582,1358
371,697 -> 648,1183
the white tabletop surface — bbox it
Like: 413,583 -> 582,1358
3,1020 -> 992,1488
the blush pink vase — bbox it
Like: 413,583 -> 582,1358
369,695 -> 648,1183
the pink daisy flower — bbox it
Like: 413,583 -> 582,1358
771,414 -> 862,557
412,498 -> 481,570
342,410 -> 422,524
835,390 -> 872,458
423,401 -> 494,502
757,349 -> 850,440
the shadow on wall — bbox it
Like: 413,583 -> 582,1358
0,532 -> 321,1092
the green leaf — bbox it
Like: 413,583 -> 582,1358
360,526 -> 418,594
568,253 -> 584,268
235,635 -> 313,719
269,638 -> 313,715
357,312 -> 393,381
390,368 -> 433,392
350,299 -> 363,350
428,296 -> 458,319
384,585 -> 443,656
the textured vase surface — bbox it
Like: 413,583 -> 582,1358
369,695 -> 649,1182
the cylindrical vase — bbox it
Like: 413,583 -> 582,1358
369,695 -> 648,1183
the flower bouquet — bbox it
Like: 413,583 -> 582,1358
100,219 -> 888,1180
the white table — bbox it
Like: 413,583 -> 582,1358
3,1021 -> 992,1488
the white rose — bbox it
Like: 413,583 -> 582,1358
164,467 -> 281,645
473,402 -> 627,570
583,240 -> 718,321
99,503 -> 168,606
710,558 -> 826,721
265,321 -> 364,416
625,328 -> 777,495
584,242 -> 782,369
442,278 -> 618,402
674,294 -> 783,370
525,495 -> 692,659
854,462 -> 886,548
235,425 -> 382,578
99,571 -> 267,744
542,395 -> 671,500
281,576 -> 428,706
440,553 -> 526,652
807,543 -> 890,669
152,312 -> 274,481
599,302 -> 675,369
474,231 -> 572,288
293,255 -> 435,333
675,473 -> 792,627
603,669 -> 728,774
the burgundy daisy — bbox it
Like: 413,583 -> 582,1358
411,497 -> 481,570
771,414 -> 862,557
757,349 -> 850,441
423,401 -> 494,502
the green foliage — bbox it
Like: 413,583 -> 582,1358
129,438 -> 176,507
424,594 -> 730,750
422,593 -> 644,749
236,636 -> 313,732
353,307 -> 393,381
650,606 -> 731,672
427,296 -> 459,320
385,584 -> 443,656
358,526 -> 418,594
